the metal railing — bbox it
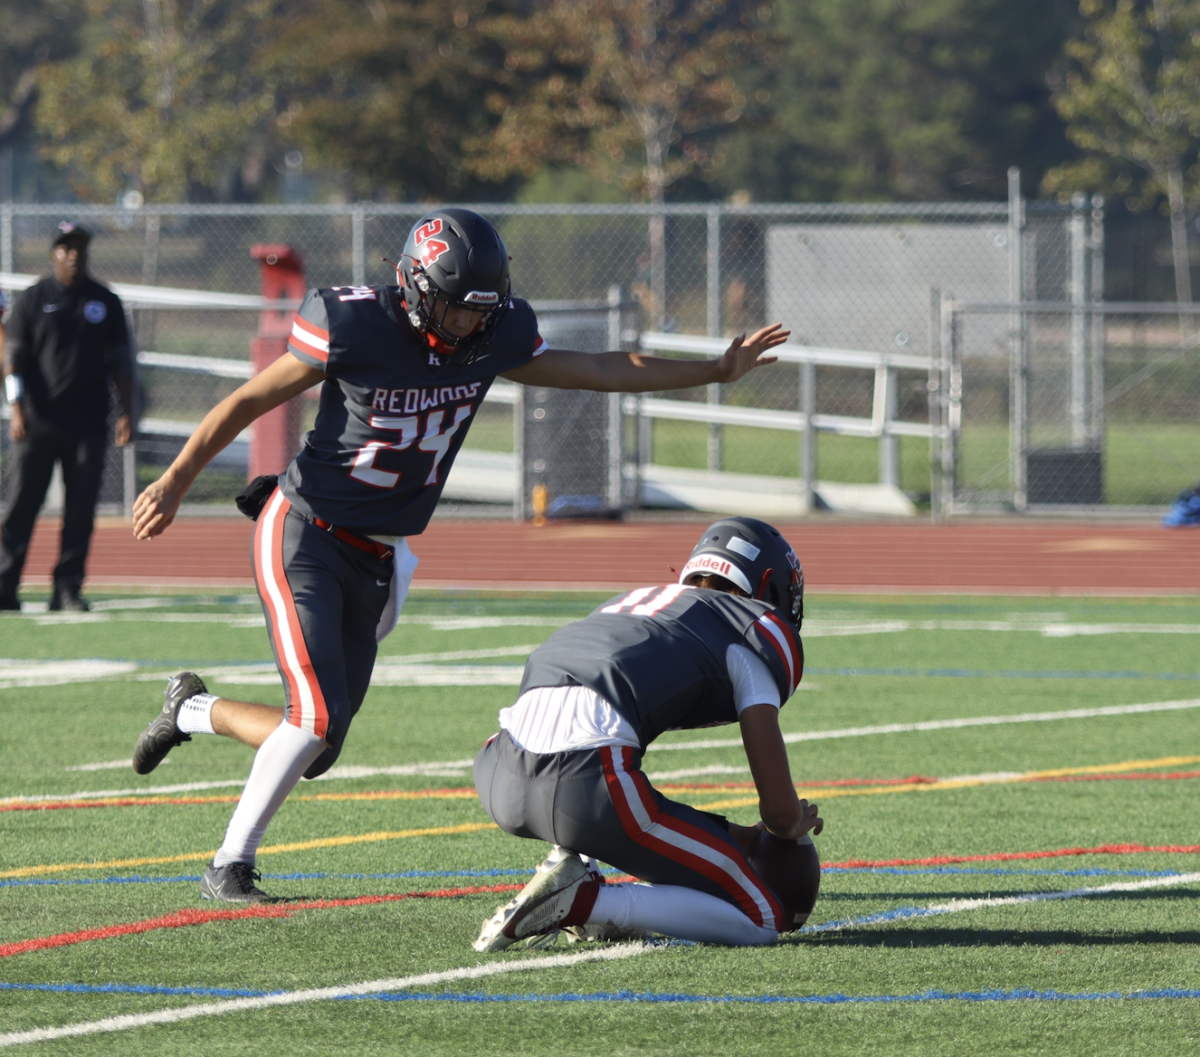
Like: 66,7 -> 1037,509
638,331 -> 935,514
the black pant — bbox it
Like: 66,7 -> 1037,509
0,423 -> 107,596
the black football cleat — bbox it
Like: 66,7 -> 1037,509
132,671 -> 206,775
49,586 -> 89,612
200,861 -> 278,903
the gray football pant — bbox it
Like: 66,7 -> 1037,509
474,730 -> 784,930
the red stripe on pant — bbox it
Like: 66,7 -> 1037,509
600,746 -> 781,929
253,491 -> 329,739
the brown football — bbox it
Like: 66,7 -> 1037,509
748,830 -> 821,930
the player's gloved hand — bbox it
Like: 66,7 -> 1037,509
713,323 -> 791,384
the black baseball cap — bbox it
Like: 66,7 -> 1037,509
51,221 -> 92,248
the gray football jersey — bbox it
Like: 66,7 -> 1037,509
519,584 -> 804,749
283,286 -> 543,535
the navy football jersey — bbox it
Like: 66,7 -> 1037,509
519,584 -> 804,749
283,286 -> 544,535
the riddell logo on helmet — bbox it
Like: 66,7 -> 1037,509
681,556 -> 733,578
464,291 -> 500,305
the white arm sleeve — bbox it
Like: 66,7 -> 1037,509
726,643 -> 781,715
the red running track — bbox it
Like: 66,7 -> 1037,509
13,514 -> 1200,595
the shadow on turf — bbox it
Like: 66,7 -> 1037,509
795,926 -> 1200,948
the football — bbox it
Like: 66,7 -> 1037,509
748,829 -> 821,930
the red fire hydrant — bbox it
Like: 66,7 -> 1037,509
248,244 -> 307,479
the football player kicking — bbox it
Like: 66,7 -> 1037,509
128,208 -> 790,904
472,517 -> 822,949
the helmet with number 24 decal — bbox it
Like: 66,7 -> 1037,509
678,517 -> 805,630
398,207 -> 512,357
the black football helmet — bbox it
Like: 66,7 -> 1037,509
678,516 -> 805,629
397,207 -> 511,357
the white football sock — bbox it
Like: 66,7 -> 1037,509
589,882 -> 777,946
176,694 -> 218,735
212,723 -> 326,868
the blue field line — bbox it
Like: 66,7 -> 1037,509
806,666 -> 1200,681
0,982 -> 274,999
1,866 -> 1186,890
349,987 -> 1200,1005
7,981 -> 1199,1006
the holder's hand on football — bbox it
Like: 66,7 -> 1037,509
757,799 -> 823,842
713,323 -> 790,384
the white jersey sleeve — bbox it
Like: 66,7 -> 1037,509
726,643 -> 781,714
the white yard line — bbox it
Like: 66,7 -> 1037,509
6,873 -> 1199,1045
0,941 -> 663,1048
648,698 -> 1200,752
801,619 -> 1200,638
19,696 -> 1200,805
64,759 -> 170,773
805,871 -> 1200,934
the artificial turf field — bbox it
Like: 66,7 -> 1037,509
1,588 -> 1199,1055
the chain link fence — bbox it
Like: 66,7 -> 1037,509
4,191 -> 1191,521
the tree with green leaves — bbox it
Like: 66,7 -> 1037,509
0,0 -> 79,153
265,0 -> 512,202
1048,0 -> 1200,308
716,0 -> 1076,203
35,0 -> 283,202
468,0 -> 776,325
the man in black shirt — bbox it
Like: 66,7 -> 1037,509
0,222 -> 134,611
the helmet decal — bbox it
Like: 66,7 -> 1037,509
418,237 -> 450,269
413,219 -> 443,245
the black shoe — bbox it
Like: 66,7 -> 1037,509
200,861 -> 278,903
0,593 -> 19,612
132,671 -> 206,775
49,588 -> 89,612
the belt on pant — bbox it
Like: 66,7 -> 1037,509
311,517 -> 395,561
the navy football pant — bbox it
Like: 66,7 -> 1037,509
251,489 -> 393,778
474,730 -> 784,931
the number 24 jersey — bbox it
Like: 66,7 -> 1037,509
282,285 -> 545,536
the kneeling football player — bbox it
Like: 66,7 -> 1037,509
473,517 -> 821,950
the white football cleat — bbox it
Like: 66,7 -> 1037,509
473,851 -> 600,953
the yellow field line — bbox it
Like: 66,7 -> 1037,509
696,754 -> 1200,812
0,822 -> 498,879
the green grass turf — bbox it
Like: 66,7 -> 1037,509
1,590 -> 1199,1054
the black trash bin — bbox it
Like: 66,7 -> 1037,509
1026,447 -> 1103,505
521,316 -> 619,520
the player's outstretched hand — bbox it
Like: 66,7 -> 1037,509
714,323 -> 790,384
132,475 -> 184,540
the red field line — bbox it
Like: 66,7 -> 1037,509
20,516 -> 1200,593
827,842 -> 1200,870
0,884 -> 525,960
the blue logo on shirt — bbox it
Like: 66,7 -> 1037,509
83,300 -> 107,323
